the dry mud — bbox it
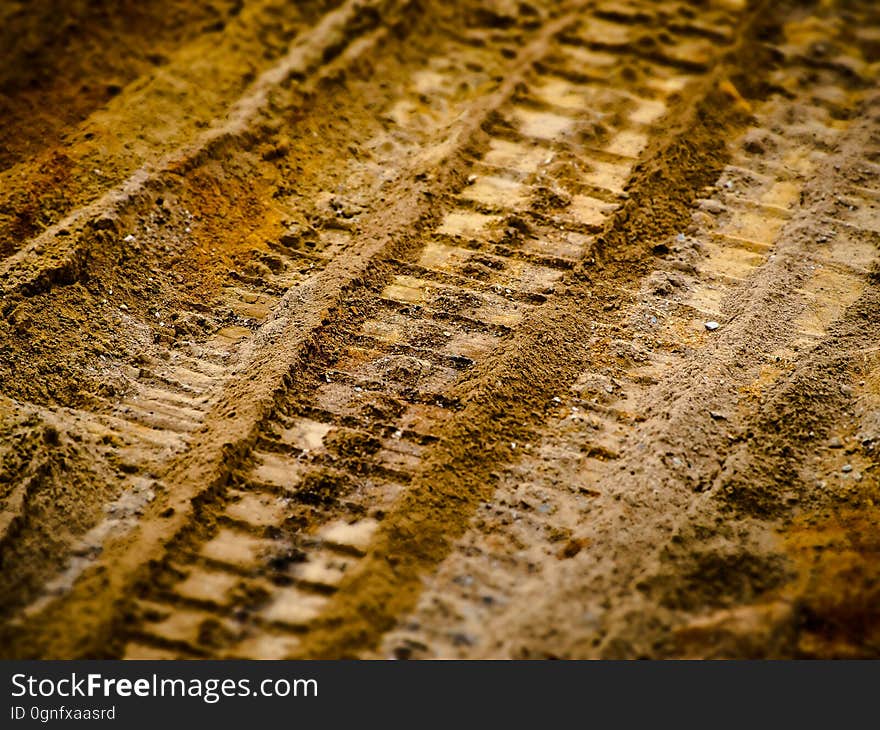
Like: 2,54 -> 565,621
0,0 -> 878,659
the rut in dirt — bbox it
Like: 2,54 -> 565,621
0,0 -> 878,659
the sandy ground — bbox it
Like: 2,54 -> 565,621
0,0 -> 878,659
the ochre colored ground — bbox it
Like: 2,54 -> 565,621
0,0 -> 878,659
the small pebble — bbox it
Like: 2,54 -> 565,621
842,464 -> 853,473
705,321 -> 720,331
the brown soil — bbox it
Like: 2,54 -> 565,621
0,0 -> 878,659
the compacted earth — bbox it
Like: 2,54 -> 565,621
0,0 -> 878,659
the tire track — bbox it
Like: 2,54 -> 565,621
4,0 -> 877,661
1,0 -> 565,628
2,0 -> 583,659
0,0 -> 406,633
375,6 -> 879,658
112,0 -> 753,659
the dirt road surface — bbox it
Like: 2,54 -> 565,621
1,0 -> 878,659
